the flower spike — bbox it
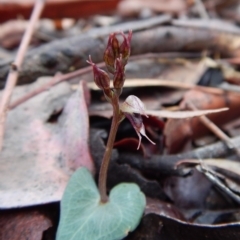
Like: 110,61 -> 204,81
103,30 -> 132,73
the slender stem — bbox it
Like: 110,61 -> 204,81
98,96 -> 120,203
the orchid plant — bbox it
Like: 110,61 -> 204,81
56,30 -> 228,240
56,31 -> 154,240
87,30 -> 155,203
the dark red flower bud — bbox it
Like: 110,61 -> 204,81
104,30 -> 132,73
113,56 -> 125,90
119,30 -> 132,66
103,34 -> 115,74
111,34 -> 120,58
87,56 -> 110,90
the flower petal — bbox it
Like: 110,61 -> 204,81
121,95 -> 148,117
124,112 -> 155,149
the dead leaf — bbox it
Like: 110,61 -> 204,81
163,168 -> 212,209
0,78 -> 94,208
164,89 -> 240,153
0,208 -> 52,240
58,81 -> 95,173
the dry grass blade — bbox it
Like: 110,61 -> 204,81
146,107 -> 228,119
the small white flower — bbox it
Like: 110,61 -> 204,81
121,95 -> 155,149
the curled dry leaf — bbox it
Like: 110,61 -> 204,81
164,89 -> 240,153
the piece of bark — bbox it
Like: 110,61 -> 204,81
0,0 -> 120,23
1,25 -> 240,86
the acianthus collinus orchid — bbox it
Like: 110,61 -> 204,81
57,30 -> 230,240
56,31 -> 149,240
87,31 -> 155,151
87,30 -> 155,203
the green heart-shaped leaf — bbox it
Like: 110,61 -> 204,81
57,167 -> 146,240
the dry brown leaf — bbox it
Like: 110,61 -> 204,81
0,209 -> 52,240
0,78 -> 94,208
164,89 -> 240,153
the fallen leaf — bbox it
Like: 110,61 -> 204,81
58,81 -> 95,173
0,208 -> 52,240
0,78 -> 94,208
164,89 -> 240,153
163,168 -> 212,209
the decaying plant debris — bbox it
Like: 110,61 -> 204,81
1,0 -> 240,239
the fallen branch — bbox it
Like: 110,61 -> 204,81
118,135 -> 240,175
1,22 -> 240,86
0,0 -> 45,150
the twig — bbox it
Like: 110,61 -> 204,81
0,0 -> 45,150
198,165 -> 240,204
187,101 -> 240,156
118,134 -> 240,175
9,63 -> 105,110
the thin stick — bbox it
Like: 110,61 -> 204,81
0,0 -> 45,150
9,64 -> 104,110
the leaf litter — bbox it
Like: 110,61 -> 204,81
1,0 -> 240,239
